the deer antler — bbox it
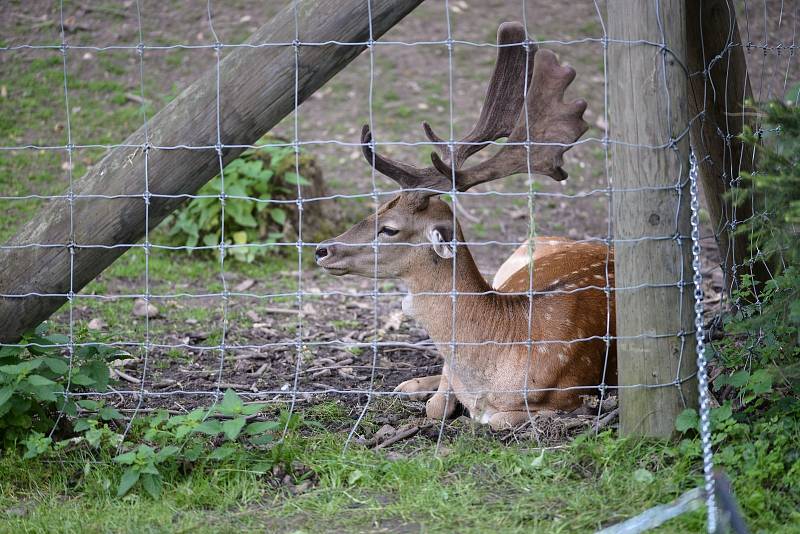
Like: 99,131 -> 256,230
424,22 -> 534,170
431,49 -> 588,185
361,21 -> 533,194
360,21 -> 587,202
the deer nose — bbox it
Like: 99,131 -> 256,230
315,243 -> 332,263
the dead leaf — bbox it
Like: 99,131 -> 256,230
234,278 -> 255,292
246,310 -> 261,322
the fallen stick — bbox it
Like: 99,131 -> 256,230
112,368 -> 141,384
562,417 -> 593,431
214,382 -> 257,391
232,353 -> 268,361
374,424 -> 425,449
262,307 -> 302,315
592,408 -> 619,432
299,364 -> 403,375
253,363 -> 270,377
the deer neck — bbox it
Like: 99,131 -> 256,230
402,244 -> 499,346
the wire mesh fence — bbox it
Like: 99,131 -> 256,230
1,0 -> 797,531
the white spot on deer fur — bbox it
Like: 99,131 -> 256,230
536,345 -> 548,354
558,353 -> 567,363
565,284 -> 576,289
594,274 -> 605,281
479,412 -> 492,424
545,313 -> 552,320
546,306 -> 554,312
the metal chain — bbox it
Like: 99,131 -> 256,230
689,152 -> 717,533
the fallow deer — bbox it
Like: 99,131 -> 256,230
315,22 -> 616,430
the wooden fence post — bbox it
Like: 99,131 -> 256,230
0,0 -> 423,343
608,0 -> 698,436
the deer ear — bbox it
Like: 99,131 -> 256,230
426,224 -> 455,259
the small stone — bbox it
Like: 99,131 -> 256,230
133,298 -> 159,318
87,318 -> 106,331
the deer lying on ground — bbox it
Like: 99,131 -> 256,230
316,22 -> 616,430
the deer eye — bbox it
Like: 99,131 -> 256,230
378,226 -> 399,237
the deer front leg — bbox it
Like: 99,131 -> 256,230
425,373 -> 459,420
394,374 -> 442,401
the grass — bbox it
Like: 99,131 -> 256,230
0,52 -> 150,243
0,428 -> 708,533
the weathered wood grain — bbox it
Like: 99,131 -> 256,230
608,0 -> 698,437
0,0 -> 424,343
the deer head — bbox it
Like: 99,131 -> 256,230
315,22 -> 588,281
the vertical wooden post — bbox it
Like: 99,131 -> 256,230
686,0 -> 767,292
608,0 -> 698,436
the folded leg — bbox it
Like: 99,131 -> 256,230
425,373 -> 459,420
394,374 -> 442,401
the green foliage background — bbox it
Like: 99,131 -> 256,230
163,139 -> 313,263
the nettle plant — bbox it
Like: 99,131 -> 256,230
164,138 -> 313,263
114,391 -> 307,498
0,323 -> 128,448
2,323 -> 310,500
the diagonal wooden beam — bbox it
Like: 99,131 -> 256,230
0,0 -> 424,343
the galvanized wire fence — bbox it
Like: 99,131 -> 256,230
1,0 -> 797,531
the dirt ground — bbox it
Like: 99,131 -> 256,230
1,0 -> 797,441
